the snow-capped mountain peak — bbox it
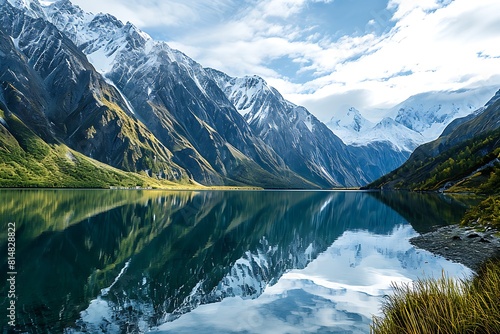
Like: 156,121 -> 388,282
328,111 -> 424,152
327,86 -> 498,153
370,117 -> 424,152
375,116 -> 398,128
209,71 -> 285,117
7,0 -> 158,75
6,0 -> 45,17
327,107 -> 374,134
388,87 -> 497,141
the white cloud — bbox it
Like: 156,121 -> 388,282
293,0 -> 500,120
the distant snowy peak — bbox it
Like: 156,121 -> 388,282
393,102 -> 473,137
370,117 -> 424,152
389,87 -> 497,141
328,111 -> 424,152
327,107 -> 374,133
328,86 -> 498,151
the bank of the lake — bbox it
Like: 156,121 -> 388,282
409,194 -> 500,271
410,224 -> 500,272
372,194 -> 500,333
371,258 -> 500,334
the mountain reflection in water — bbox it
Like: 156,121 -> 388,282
0,190 -> 473,333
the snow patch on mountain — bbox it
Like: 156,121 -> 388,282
329,107 -> 374,133
328,109 -> 424,152
363,117 -> 424,152
328,86 -> 497,152
38,0 -> 55,5
388,87 -> 498,141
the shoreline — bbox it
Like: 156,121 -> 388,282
0,186 -> 370,191
411,224 -> 500,272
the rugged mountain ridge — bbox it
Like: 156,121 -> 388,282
207,69 -> 368,187
0,0 -> 315,187
0,0 -> 377,188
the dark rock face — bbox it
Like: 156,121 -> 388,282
347,143 -> 411,182
207,69 -> 370,187
411,225 -> 500,272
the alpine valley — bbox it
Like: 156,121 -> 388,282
367,89 -> 500,194
0,0 -> 498,189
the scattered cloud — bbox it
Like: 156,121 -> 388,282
294,0 -> 500,119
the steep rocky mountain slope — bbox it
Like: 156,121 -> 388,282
0,2 -> 186,182
207,69 -> 368,187
0,0 -> 377,188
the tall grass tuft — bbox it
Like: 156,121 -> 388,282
371,260 -> 500,334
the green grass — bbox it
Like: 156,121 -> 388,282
0,108 -> 192,189
367,127 -> 500,194
372,192 -> 500,333
461,196 -> 500,231
371,260 -> 500,334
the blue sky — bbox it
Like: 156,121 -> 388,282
71,0 -> 500,121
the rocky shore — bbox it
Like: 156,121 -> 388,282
411,225 -> 500,272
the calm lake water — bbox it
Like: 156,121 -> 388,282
0,189 -> 474,333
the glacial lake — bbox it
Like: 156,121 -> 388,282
0,189 -> 475,333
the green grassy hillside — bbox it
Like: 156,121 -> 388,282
370,128 -> 500,193
0,108 -> 187,188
